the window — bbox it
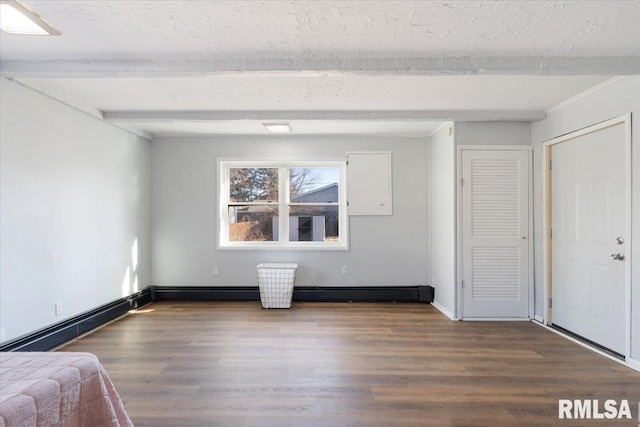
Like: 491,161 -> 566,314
219,161 -> 348,250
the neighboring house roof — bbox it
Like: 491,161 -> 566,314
231,183 -> 339,216
291,183 -> 338,203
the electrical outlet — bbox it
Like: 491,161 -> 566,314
55,303 -> 63,317
213,267 -> 219,277
341,265 -> 348,275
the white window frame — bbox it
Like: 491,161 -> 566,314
218,159 -> 348,250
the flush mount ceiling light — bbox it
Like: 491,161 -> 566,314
263,123 -> 292,133
0,0 -> 60,35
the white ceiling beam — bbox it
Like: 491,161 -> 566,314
2,56 -> 639,78
103,110 -> 546,122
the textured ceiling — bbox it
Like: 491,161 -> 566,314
1,0 -> 639,138
4,0 -> 640,60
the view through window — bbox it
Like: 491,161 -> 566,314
220,161 -> 347,249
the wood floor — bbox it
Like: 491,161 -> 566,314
58,301 -> 639,426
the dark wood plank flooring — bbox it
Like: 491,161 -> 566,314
58,301 -> 639,426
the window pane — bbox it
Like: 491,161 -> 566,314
228,205 -> 278,241
288,206 -> 339,242
230,168 -> 278,202
290,167 -> 339,203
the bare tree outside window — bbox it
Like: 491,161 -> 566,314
289,168 -> 322,199
229,167 -> 327,202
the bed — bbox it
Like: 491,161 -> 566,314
0,352 -> 133,427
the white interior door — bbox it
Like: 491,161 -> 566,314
551,121 -> 627,355
461,149 -> 530,318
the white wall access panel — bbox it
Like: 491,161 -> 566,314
346,151 -> 392,215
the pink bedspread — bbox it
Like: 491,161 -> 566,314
0,352 -> 133,427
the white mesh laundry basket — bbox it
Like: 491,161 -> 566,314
256,263 -> 298,309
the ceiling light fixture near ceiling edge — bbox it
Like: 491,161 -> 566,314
0,0 -> 60,35
263,123 -> 292,133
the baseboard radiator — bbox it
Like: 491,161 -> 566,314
0,285 -> 433,352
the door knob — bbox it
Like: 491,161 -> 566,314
611,253 -> 625,261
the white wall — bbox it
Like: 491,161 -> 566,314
531,76 -> 640,363
455,122 -> 532,147
429,124 -> 456,318
151,136 -> 430,288
0,78 -> 151,343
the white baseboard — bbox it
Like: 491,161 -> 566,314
627,357 -> 640,373
431,301 -> 457,320
533,314 -> 544,323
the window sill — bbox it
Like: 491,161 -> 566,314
218,242 -> 349,251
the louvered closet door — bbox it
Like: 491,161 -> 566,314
461,149 -> 530,318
